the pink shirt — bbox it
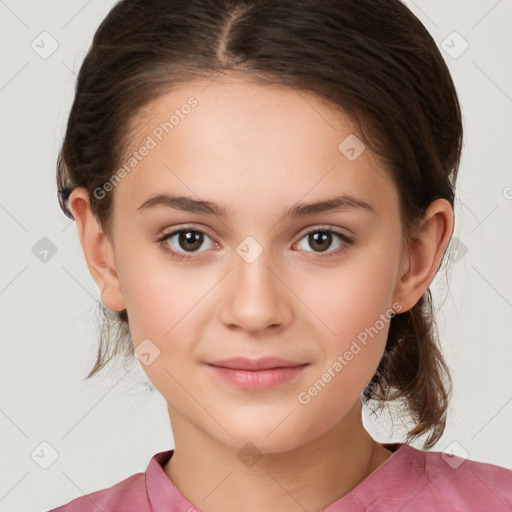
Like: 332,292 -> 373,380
48,443 -> 512,511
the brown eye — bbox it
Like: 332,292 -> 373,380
308,231 -> 333,252
295,228 -> 354,259
177,230 -> 204,251
157,228 -> 216,258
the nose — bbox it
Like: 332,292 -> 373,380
218,247 -> 293,335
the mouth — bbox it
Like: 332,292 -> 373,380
205,357 -> 310,390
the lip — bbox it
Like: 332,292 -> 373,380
206,357 -> 309,390
207,356 -> 307,370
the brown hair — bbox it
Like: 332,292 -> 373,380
56,0 -> 462,449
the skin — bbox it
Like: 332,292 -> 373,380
69,76 -> 454,512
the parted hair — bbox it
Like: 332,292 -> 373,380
57,0 -> 463,449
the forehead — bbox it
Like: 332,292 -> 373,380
114,77 -> 397,218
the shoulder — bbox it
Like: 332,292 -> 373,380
48,472 -> 147,512
404,444 -> 512,510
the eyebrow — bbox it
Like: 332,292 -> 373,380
137,193 -> 377,217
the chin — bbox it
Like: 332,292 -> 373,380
213,415 -> 324,456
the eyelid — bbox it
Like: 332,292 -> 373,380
295,224 -> 352,239
158,223 -> 217,240
158,223 -> 353,244
156,223 -> 355,265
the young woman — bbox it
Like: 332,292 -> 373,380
51,0 -> 512,510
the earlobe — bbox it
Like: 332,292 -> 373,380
393,198 -> 454,312
69,188 -> 126,312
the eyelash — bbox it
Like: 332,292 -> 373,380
156,225 -> 354,261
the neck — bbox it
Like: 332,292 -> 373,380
164,400 -> 393,512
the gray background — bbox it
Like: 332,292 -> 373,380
0,1 -> 511,510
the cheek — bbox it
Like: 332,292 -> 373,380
123,237 -> 397,369
294,288 -> 391,432
118,248 -> 205,339
291,248 -> 396,387
117,254 -> 217,383
293,250 -> 397,337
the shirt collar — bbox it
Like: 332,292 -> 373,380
145,443 -> 413,511
145,449 -> 199,512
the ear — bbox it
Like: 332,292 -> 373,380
393,198 -> 454,312
68,188 -> 126,312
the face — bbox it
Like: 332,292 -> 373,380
98,78 -> 409,453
